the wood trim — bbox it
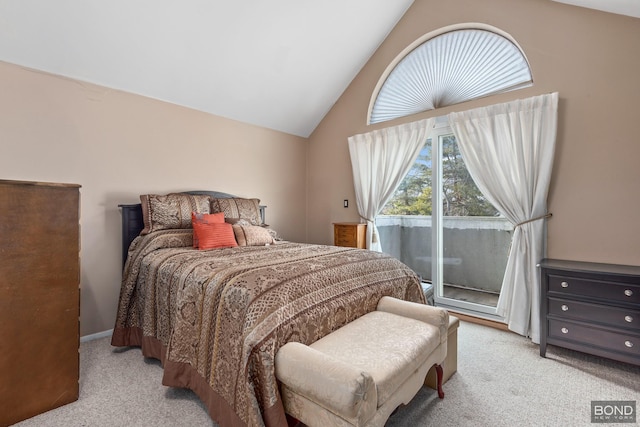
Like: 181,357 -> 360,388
447,311 -> 511,332
0,179 -> 81,188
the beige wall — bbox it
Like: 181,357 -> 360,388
0,61 -> 308,336
307,0 -> 640,267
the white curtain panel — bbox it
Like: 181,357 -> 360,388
348,118 -> 434,251
448,92 -> 558,343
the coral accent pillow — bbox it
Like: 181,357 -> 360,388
193,222 -> 238,250
191,212 -> 225,248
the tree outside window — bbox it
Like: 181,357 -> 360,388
381,134 -> 498,217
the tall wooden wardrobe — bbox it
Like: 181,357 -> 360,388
0,179 -> 80,426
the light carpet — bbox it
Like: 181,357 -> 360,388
13,321 -> 640,427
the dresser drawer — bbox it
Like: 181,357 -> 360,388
548,297 -> 640,329
540,259 -> 640,366
548,274 -> 640,304
548,318 -> 640,358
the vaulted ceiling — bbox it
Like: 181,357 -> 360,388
0,0 -> 638,138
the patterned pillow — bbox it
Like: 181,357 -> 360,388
211,198 -> 261,226
193,222 -> 238,250
140,193 -> 210,235
265,227 -> 282,242
191,212 -> 225,248
232,224 -> 275,247
224,217 -> 249,225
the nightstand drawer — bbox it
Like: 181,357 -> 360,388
548,274 -> 640,304
333,223 -> 366,249
335,237 -> 354,246
548,318 -> 640,358
548,297 -> 640,329
335,228 -> 356,240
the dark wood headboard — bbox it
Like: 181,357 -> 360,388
118,191 -> 266,268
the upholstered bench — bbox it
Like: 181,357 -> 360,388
275,297 -> 449,427
425,315 -> 459,389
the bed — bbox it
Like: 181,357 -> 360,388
111,191 -> 425,427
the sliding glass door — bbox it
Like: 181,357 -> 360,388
378,121 -> 512,319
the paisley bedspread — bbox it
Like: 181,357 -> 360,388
111,229 -> 424,427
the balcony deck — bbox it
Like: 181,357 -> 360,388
443,283 -> 499,307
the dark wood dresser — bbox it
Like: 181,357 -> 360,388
539,258 -> 640,366
0,180 -> 80,426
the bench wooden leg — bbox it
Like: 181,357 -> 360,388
435,364 -> 445,399
286,414 -> 302,427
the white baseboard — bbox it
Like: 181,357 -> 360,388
80,329 -> 113,343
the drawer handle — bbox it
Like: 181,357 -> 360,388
624,289 -> 634,297
561,327 -> 569,334
625,315 -> 634,323
625,340 -> 634,348
561,281 -> 569,288
561,304 -> 569,311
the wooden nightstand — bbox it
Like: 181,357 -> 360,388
333,222 -> 367,249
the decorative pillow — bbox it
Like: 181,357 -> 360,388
265,227 -> 283,242
225,217 -> 252,226
140,193 -> 210,235
211,198 -> 261,226
191,212 -> 225,248
192,222 -> 238,250
232,224 -> 275,247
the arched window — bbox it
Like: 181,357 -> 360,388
368,24 -> 533,125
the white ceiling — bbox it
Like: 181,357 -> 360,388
552,0 -> 640,18
0,0 -> 414,137
0,1 -> 638,138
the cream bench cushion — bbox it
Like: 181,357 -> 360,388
310,311 -> 439,406
276,297 -> 449,427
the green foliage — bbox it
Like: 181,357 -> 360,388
382,154 -> 432,215
381,134 -> 498,217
